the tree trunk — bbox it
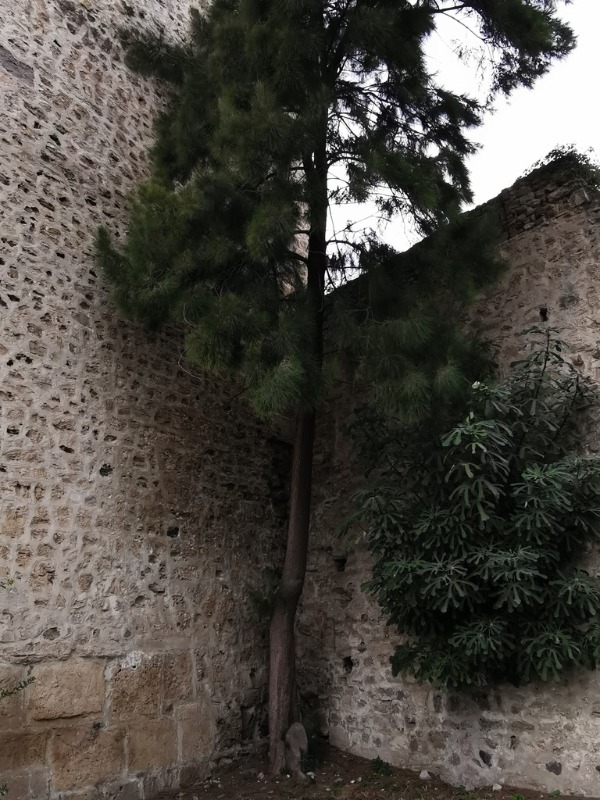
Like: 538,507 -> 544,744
268,409 -> 316,773
268,225 -> 326,773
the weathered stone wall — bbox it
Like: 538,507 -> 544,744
298,164 -> 600,796
0,2 -> 282,797
4,2 -> 600,796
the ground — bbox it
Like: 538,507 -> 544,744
160,747 -> 572,800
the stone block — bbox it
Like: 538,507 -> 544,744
162,652 -> 193,708
127,718 -> 176,772
0,666 -> 27,727
0,509 -> 25,539
51,726 -> 125,790
51,789 -> 96,800
429,730 -> 450,749
329,724 -> 350,748
0,730 -> 49,771
27,660 -> 104,721
101,779 -> 141,800
177,698 -> 216,762
179,763 -> 210,787
1,768 -> 49,800
109,658 -> 161,720
140,769 -> 177,799
0,44 -> 34,85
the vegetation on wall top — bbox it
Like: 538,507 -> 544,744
523,145 -> 600,188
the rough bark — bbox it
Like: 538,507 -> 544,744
268,221 -> 326,773
268,408 -> 316,773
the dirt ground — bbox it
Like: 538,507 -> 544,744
160,746 -> 573,800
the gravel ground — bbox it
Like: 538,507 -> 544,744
157,746 -> 573,800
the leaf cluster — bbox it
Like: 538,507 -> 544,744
331,209 -> 504,424
0,677 -> 34,702
371,756 -> 392,776
525,145 -> 600,190
349,329 -> 600,688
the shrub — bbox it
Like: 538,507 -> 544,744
371,756 -> 392,776
350,328 -> 600,688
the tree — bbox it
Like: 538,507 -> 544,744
96,0 -> 574,772
351,328 -> 600,688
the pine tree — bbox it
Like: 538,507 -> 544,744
96,0 -> 574,773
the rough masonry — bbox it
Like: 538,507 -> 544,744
0,1 -> 284,797
4,1 -> 600,799
299,161 -> 600,795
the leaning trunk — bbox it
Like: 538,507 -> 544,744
268,409 -> 316,773
268,223 -> 326,773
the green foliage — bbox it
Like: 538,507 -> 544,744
349,328 -> 600,688
371,757 -> 392,776
337,210 -> 504,422
525,146 -> 600,188
96,0 -> 574,420
0,678 -> 34,703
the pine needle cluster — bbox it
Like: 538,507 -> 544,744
96,0 -> 574,419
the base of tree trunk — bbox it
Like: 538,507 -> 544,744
268,598 -> 297,773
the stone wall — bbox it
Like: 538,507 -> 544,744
0,2 -> 282,797
298,163 -> 600,796
4,1 -> 600,796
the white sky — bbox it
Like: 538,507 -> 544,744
328,0 -> 599,252
441,0 -> 599,206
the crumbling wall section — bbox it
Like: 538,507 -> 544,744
299,164 -> 600,796
0,2 -> 280,797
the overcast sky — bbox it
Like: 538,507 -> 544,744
329,0 -> 598,252
445,0 -> 599,206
